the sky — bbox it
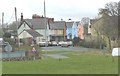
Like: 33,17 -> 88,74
0,0 -> 119,24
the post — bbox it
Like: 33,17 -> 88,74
15,7 -> 20,48
44,0 -> 47,59
2,12 -> 4,37
44,0 -> 46,18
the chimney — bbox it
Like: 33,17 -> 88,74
21,13 -> 23,21
68,19 -> 72,22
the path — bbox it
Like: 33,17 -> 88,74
42,54 -> 69,59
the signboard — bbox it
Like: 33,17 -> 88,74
112,48 -> 120,56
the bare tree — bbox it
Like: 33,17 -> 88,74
105,2 -> 118,16
98,7 -> 118,52
81,17 -> 90,25
81,17 -> 90,35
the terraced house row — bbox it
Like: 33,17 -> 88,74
15,14 -> 85,45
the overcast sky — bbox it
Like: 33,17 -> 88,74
0,0 -> 119,24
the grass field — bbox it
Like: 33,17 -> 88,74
2,50 -> 118,74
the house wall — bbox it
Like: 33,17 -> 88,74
49,29 -> 64,41
18,22 -> 31,35
36,29 -> 50,41
49,30 -> 63,35
72,22 -> 78,39
66,28 -> 72,39
36,37 -> 44,44
50,36 -> 64,42
88,25 -> 91,34
19,31 -> 32,39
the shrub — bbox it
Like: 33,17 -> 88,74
72,37 -> 80,46
3,32 -> 11,38
4,38 -> 17,51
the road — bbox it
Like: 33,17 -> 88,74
41,46 -> 98,52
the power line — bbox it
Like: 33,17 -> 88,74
6,9 -> 14,24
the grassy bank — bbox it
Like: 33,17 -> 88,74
2,50 -> 118,74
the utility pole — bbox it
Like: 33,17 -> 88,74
44,0 -> 46,18
15,7 -> 20,48
44,0 -> 47,45
2,12 -> 4,37
44,0 -> 48,59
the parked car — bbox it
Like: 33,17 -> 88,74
58,41 -> 64,46
48,41 -> 52,46
61,41 -> 69,47
51,41 -> 58,46
67,41 -> 73,46
38,41 -> 48,47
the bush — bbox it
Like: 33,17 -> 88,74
79,38 -> 103,49
72,37 -> 80,46
4,38 -> 18,51
3,32 -> 11,38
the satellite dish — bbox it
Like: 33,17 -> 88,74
4,42 -> 12,52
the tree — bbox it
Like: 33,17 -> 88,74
8,21 -> 18,31
81,17 -> 90,35
105,2 -> 118,16
98,8 -> 118,52
81,17 -> 90,25
3,32 -> 11,38
72,37 -> 80,46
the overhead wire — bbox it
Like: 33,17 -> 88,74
6,9 -> 14,24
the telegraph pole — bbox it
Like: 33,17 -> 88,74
2,12 -> 4,37
44,0 -> 46,18
44,0 -> 48,59
15,7 -> 20,48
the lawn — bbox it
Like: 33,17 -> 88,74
2,50 -> 118,74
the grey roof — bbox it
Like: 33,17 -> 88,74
25,30 -> 43,37
19,18 -> 48,29
66,22 -> 74,28
76,22 -> 79,26
49,21 -> 65,29
26,19 -> 48,29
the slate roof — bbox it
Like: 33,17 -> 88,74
19,18 -> 48,29
49,21 -> 65,30
25,30 -> 43,37
66,22 -> 74,28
